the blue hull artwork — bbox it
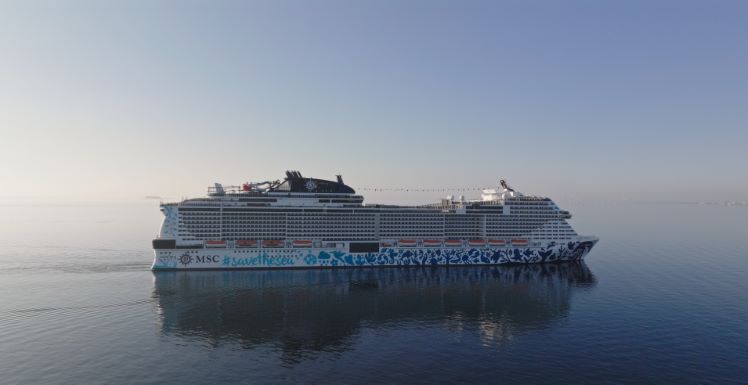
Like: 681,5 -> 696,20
152,239 -> 598,270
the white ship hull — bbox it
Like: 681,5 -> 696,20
152,237 -> 598,270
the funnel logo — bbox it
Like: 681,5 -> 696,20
305,179 -> 317,191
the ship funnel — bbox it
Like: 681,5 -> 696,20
214,183 -> 225,195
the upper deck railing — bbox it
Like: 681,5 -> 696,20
207,185 -> 261,195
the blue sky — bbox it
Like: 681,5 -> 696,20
1,0 -> 746,203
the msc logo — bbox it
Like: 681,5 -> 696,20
179,253 -> 192,265
305,179 -> 317,191
179,253 -> 220,265
196,255 -> 220,263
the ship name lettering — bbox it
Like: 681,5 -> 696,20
195,255 -> 220,263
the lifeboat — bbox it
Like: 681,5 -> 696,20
488,239 -> 506,247
398,239 -> 417,247
205,240 -> 226,248
380,242 -> 394,248
235,239 -> 257,248
423,239 -> 442,247
262,239 -> 284,248
511,239 -> 528,246
444,239 -> 462,247
292,240 -> 313,248
468,239 -> 485,247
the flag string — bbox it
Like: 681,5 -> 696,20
357,187 -> 492,192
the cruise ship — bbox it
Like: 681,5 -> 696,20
151,171 -> 598,270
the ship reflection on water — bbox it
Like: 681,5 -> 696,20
152,264 -> 596,362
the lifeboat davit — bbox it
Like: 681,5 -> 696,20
292,240 -> 313,248
511,239 -> 528,246
468,239 -> 485,247
423,239 -> 442,247
235,239 -> 257,248
444,239 -> 462,247
205,240 -> 226,248
488,239 -> 506,247
262,239 -> 284,248
398,239 -> 417,247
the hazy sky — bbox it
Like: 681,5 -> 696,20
1,0 -> 746,203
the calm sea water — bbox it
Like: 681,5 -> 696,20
0,201 -> 746,384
